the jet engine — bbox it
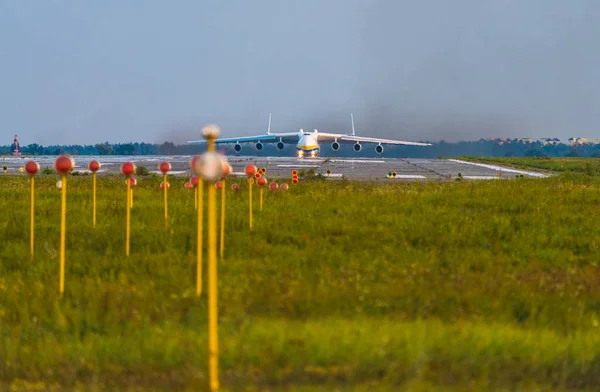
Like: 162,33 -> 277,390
276,141 -> 285,150
375,144 -> 384,154
353,143 -> 362,152
255,142 -> 263,151
331,141 -> 340,151
234,143 -> 242,153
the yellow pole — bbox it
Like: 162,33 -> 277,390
163,173 -> 168,226
248,178 -> 253,229
126,180 -> 131,257
30,176 -> 35,258
130,187 -> 134,209
92,172 -> 97,228
259,187 -> 263,212
220,179 -> 226,258
59,175 -> 67,296
195,186 -> 198,210
208,178 -> 219,391
197,177 -> 204,296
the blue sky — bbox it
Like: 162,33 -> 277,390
1,0 -> 599,145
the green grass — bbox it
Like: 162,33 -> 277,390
1,171 -> 600,391
459,156 -> 600,175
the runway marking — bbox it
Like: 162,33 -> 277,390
277,164 -> 319,168
150,170 -> 188,175
329,159 -> 386,164
447,159 -> 550,178
393,175 -> 427,179
463,176 -> 502,180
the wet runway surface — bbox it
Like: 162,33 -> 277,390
0,155 -> 548,181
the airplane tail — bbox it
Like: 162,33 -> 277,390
350,113 -> 356,136
267,113 -> 272,135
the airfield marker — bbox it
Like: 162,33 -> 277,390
392,171 -> 397,182
159,162 -> 171,226
280,183 -> 289,191
191,175 -> 199,210
219,163 -> 232,258
326,169 -> 331,178
120,162 -> 136,257
269,182 -> 278,191
129,177 -> 137,208
245,164 -> 257,229
190,156 -> 204,297
197,177 -> 204,296
257,176 -> 267,211
25,161 -> 39,258
88,160 -> 101,227
2,165 -> 7,173
197,124 -> 227,391
54,156 -> 74,296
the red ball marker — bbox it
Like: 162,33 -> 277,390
257,177 -> 267,187
215,181 -> 223,189
159,161 -> 171,174
88,160 -> 101,173
231,183 -> 239,191
129,177 -> 137,187
292,178 -> 298,184
254,172 -> 261,179
245,164 -> 257,177
25,161 -> 40,176
221,161 -> 232,177
120,162 -> 136,177
54,156 -> 73,175
160,182 -> 170,189
281,183 -> 289,191
190,155 -> 201,171
269,182 -> 278,191
190,175 -> 199,186
185,181 -> 194,189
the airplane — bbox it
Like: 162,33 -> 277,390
187,114 -> 432,158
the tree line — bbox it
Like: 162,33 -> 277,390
0,139 -> 597,158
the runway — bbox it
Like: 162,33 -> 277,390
0,155 -> 549,181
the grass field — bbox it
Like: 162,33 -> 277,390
1,162 -> 600,391
460,156 -> 600,175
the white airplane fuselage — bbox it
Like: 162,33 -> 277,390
296,131 -> 320,158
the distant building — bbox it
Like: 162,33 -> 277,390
568,137 -> 600,146
12,134 -> 21,156
517,138 -> 536,144
539,137 -> 561,145
488,138 -> 512,145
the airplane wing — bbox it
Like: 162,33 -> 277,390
187,132 -> 298,145
316,132 -> 432,146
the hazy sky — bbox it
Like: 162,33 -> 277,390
1,0 -> 599,145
